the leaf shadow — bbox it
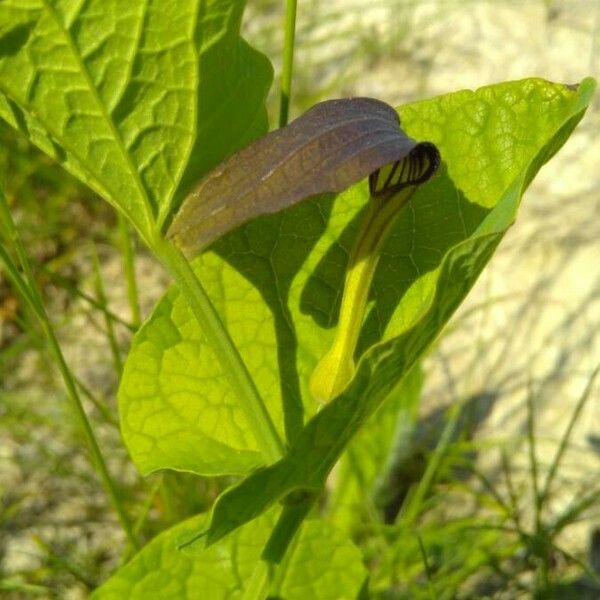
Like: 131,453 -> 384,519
0,22 -> 36,59
211,195 -> 335,443
299,168 -> 491,359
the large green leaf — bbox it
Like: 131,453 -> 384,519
91,512 -> 366,599
120,249 -> 284,475
120,77 -> 594,484
0,0 -> 271,242
0,0 -> 274,475
201,77 -> 595,543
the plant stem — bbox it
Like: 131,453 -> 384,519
525,384 -> 543,536
397,402 -> 462,528
539,365 -> 600,505
152,237 -> 284,463
417,535 -> 437,600
32,299 -> 138,550
41,265 -> 136,331
262,492 -> 314,564
117,212 -> 141,327
0,196 -> 138,550
75,375 -> 119,428
279,0 -> 298,127
267,517 -> 303,595
92,244 -> 123,376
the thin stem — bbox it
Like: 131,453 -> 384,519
525,383 -> 542,535
267,515 -> 303,595
417,536 -> 437,600
34,537 -> 96,589
539,365 -> 599,505
0,193 -> 138,551
41,265 -> 135,331
92,244 -> 123,376
75,375 -> 119,428
262,492 -> 315,564
159,474 -> 176,525
121,475 -> 164,563
397,402 -> 461,527
134,477 -> 162,535
0,580 -> 49,597
500,449 -> 523,532
152,236 -> 284,463
279,0 -> 298,127
49,310 -> 138,548
117,212 -> 141,327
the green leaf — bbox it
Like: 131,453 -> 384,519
119,250 -> 285,475
201,77 -> 596,543
275,520 -> 367,598
91,512 -> 366,599
0,0 -> 271,242
119,77 -> 594,515
90,513 -> 262,599
327,363 -> 424,531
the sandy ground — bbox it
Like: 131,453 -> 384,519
1,0 -> 599,596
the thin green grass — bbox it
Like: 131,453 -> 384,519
0,187 -> 138,551
91,244 -> 123,376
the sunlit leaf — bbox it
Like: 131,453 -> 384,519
203,77 -> 596,544
0,0 -> 271,242
91,512 -> 366,599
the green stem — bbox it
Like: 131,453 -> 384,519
310,187 -> 416,402
279,0 -> 298,127
267,521 -> 303,596
0,197 -> 138,550
41,265 -> 136,331
135,476 -> 163,535
92,244 -> 123,375
262,492 -> 315,564
75,375 -> 119,428
526,386 -> 543,538
49,311 -> 139,549
117,212 -> 141,327
34,537 -> 96,588
396,402 -> 461,528
152,236 -> 284,463
539,365 -> 599,506
121,475 -> 163,563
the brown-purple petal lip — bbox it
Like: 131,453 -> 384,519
168,97 -> 440,257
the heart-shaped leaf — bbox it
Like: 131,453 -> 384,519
91,512 -> 366,599
200,76 -> 595,543
119,78 -> 594,486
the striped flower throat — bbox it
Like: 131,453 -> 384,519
309,142 -> 440,404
